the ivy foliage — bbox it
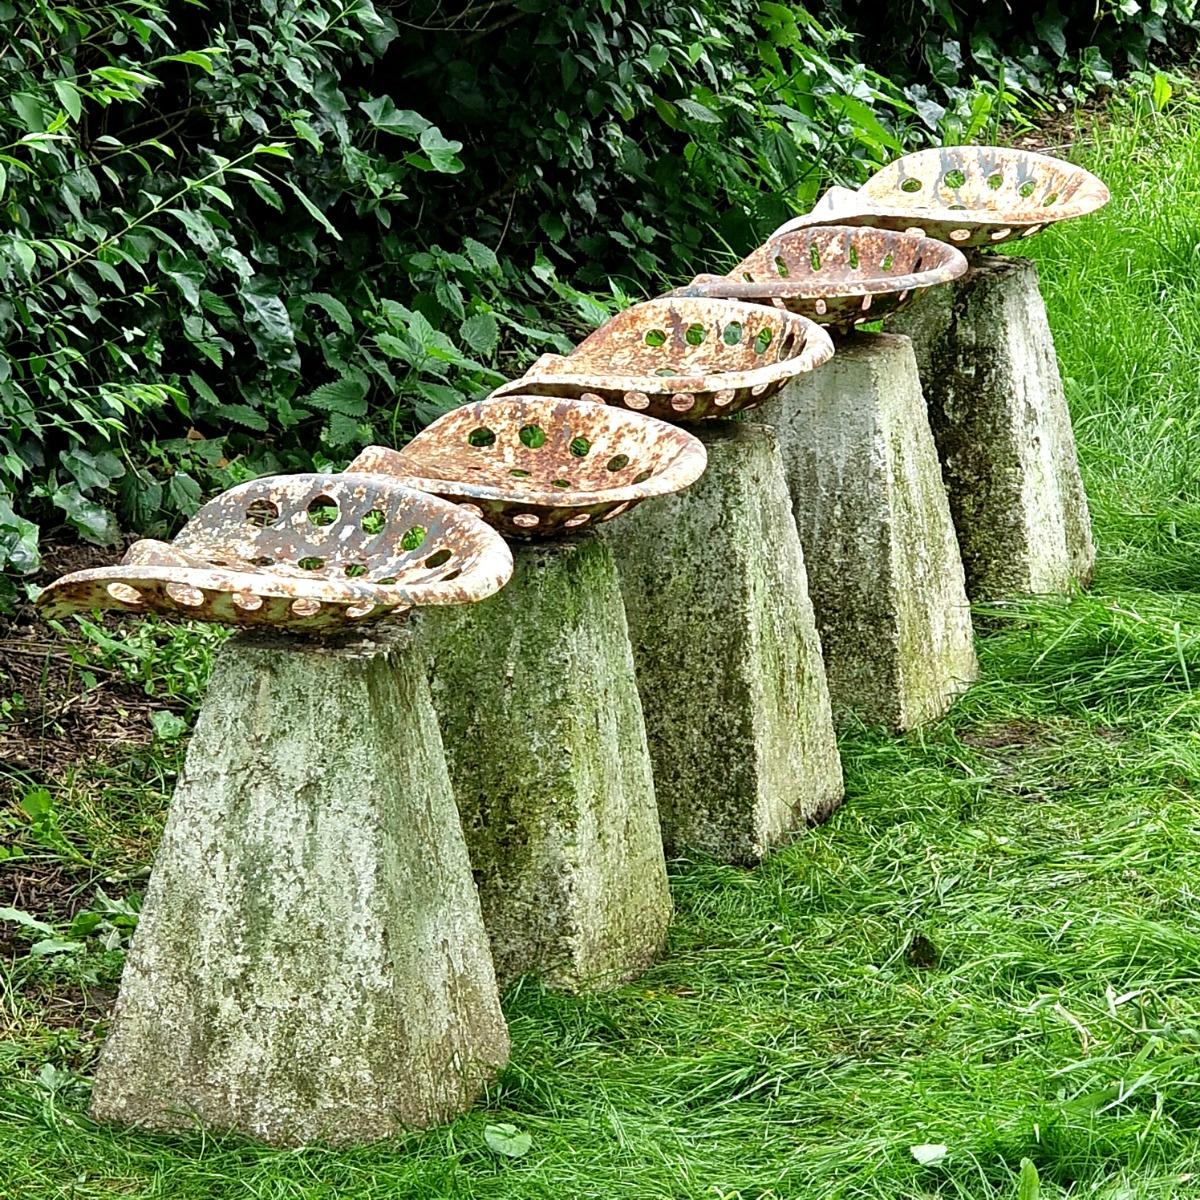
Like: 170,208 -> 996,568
0,0 -> 1193,591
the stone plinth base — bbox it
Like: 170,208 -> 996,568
763,333 -> 978,730
421,536 -> 671,993
608,422 -> 843,865
90,627 -> 508,1147
888,255 -> 1095,599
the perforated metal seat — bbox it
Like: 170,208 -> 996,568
674,225 -> 967,330
37,473 -> 514,633
491,297 -> 833,421
349,395 -> 707,539
772,147 -> 1109,249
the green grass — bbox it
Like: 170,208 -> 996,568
7,91 -> 1200,1199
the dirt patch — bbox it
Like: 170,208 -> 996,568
36,983 -> 117,1031
1,538 -> 164,779
0,858 -> 93,957
960,721 -> 1046,751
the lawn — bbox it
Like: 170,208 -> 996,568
5,94 -> 1200,1199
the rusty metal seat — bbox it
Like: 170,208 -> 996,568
36,473 -> 514,633
772,147 -> 1109,249
349,395 -> 707,540
491,297 -> 832,421
674,226 -> 968,331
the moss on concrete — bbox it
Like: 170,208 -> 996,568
608,422 -> 843,865
889,255 -> 1095,600
420,536 -> 671,993
89,626 -> 509,1146
763,333 -> 978,730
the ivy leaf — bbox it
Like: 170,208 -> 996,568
359,96 -> 429,138
240,289 -> 298,366
1033,10 -> 1067,57
483,1124 -> 532,1159
51,483 -> 120,545
459,312 -> 499,356
62,448 -> 124,492
0,495 -> 40,573
417,126 -> 464,173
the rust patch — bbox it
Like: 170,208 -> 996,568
773,146 -> 1109,249
36,473 -> 514,634
349,396 -> 707,540
492,297 -> 833,422
674,225 -> 967,331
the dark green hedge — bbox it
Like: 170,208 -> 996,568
0,0 -> 1191,590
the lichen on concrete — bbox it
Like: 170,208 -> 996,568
607,421 -> 843,865
89,625 -> 509,1147
762,333 -> 978,730
419,536 -> 671,993
888,254 -> 1095,600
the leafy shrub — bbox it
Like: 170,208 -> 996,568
0,0 -> 525,591
0,0 -> 1194,596
836,0 -> 1197,111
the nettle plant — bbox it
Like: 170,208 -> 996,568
0,0 -> 518,592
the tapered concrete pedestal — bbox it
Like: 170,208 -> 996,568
90,627 -> 508,1147
608,422 -> 843,865
763,333 -> 978,730
889,255 -> 1095,600
421,536 -> 671,993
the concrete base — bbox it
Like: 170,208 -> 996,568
762,333 -> 978,730
90,628 -> 509,1147
608,422 -> 843,865
889,255 -> 1095,600
420,536 -> 672,993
